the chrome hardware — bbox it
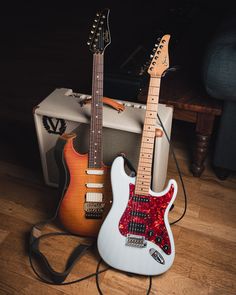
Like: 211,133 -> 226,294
126,234 -> 147,248
149,248 -> 165,264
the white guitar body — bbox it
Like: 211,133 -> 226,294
97,156 -> 177,275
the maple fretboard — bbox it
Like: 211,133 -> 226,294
135,77 -> 161,195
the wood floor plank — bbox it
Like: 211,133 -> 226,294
0,145 -> 235,294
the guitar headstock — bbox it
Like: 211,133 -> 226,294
148,35 -> 170,77
87,8 -> 111,54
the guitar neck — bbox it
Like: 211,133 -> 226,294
88,53 -> 104,168
135,76 -> 161,195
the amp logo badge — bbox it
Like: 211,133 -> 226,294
42,116 -> 66,135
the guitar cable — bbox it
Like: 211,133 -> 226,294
156,112 -> 188,225
28,113 -> 187,295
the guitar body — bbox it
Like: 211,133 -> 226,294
58,134 -> 112,237
97,156 -> 177,275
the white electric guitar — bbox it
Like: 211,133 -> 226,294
97,34 -> 178,276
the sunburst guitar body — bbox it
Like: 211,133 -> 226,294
58,134 -> 112,237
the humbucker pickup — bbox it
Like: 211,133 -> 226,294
84,202 -> 105,219
126,234 -> 147,248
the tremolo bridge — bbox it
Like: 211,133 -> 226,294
126,234 -> 147,248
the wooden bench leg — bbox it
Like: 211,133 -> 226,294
191,113 -> 215,177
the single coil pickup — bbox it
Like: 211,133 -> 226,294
85,212 -> 103,219
128,222 -> 146,233
130,211 -> 147,218
132,196 -> 149,203
126,234 -> 147,248
84,202 -> 105,212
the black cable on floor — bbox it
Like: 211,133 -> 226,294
95,258 -> 152,295
157,112 -> 188,225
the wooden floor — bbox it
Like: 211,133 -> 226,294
0,136 -> 235,295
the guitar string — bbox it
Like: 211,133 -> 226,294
136,77 -> 160,241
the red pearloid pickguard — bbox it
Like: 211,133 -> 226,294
119,183 -> 174,255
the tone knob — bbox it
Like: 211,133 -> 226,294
148,230 -> 154,237
156,236 -> 162,243
163,244 -> 169,252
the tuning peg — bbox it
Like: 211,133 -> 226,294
154,43 -> 158,47
100,21 -> 104,24
150,54 -> 154,58
152,48 -> 156,52
92,24 -> 96,28
94,19 -> 98,22
96,32 -> 100,36
102,15 -> 105,18
91,30 -> 94,34
98,27 -> 102,31
87,41 -> 91,45
96,13 -> 100,17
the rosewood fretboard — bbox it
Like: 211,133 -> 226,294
88,53 -> 104,168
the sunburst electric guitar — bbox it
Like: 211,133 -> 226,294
97,35 -> 178,275
58,9 -> 112,237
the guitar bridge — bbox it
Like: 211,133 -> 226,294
84,202 -> 105,219
125,234 -> 147,248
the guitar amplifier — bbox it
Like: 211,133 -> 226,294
33,88 -> 173,192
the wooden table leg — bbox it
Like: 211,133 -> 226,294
191,113 -> 215,177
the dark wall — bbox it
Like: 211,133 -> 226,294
1,1 -> 233,106
0,1 -> 234,168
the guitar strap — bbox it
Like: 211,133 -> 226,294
80,96 -> 125,112
29,137 -> 96,284
119,153 -> 137,177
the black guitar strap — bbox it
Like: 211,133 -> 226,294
29,136 -> 95,284
119,153 -> 137,177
